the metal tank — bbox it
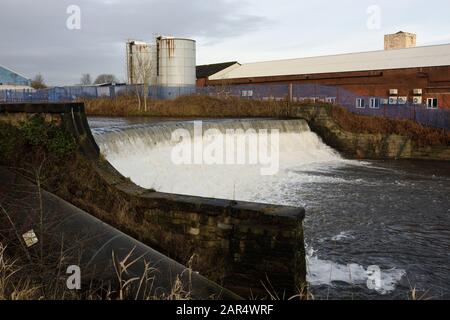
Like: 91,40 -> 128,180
126,40 -> 157,86
156,36 -> 196,99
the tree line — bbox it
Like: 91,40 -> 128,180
30,73 -> 120,89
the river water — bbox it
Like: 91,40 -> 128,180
89,116 -> 450,300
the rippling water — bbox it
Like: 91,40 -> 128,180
89,116 -> 450,300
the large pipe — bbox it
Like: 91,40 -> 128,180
0,167 -> 241,300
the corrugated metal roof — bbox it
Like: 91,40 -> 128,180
209,43 -> 450,80
196,62 -> 239,79
0,64 -> 30,82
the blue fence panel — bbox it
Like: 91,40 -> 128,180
1,83 -> 449,129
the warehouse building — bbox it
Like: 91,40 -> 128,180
0,64 -> 31,88
196,61 -> 239,87
202,32 -> 450,109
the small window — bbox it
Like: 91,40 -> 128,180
356,98 -> 365,108
427,98 -> 438,109
369,98 -> 380,109
241,90 -> 254,97
326,97 -> 337,104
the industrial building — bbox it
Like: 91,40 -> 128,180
0,64 -> 31,88
196,61 -> 239,87
126,36 -> 196,98
201,32 -> 450,109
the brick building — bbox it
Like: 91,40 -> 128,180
200,33 -> 450,109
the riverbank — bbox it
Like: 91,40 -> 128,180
294,104 -> 450,161
85,95 -> 290,118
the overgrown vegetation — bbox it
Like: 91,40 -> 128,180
329,105 -> 450,147
85,94 -> 291,118
0,115 -> 75,162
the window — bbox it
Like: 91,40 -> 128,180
241,90 -> 254,97
369,98 -> 380,109
326,97 -> 337,104
427,98 -> 438,109
356,98 -> 365,108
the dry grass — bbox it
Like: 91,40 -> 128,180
0,244 -> 42,300
84,94 -> 290,118
0,240 -> 196,301
330,105 -> 450,147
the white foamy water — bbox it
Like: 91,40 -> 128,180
306,248 -> 407,295
92,119 -> 406,296
93,120 -> 346,200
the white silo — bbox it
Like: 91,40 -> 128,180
156,36 -> 196,98
126,40 -> 157,85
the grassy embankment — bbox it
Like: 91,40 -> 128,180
85,94 -> 291,118
329,105 -> 450,147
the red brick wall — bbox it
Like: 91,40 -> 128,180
206,66 -> 450,108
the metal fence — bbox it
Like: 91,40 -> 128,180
199,84 -> 450,130
0,85 -> 196,103
1,83 -> 449,130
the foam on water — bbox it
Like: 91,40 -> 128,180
306,248 -> 406,295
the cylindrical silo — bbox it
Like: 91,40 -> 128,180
126,40 -> 157,86
156,36 -> 196,98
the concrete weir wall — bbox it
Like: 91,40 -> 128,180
0,103 -> 306,296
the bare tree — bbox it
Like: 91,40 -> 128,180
31,74 -> 47,89
134,49 -> 155,112
94,74 -> 118,85
80,74 -> 92,85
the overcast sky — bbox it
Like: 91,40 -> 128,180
1,0 -> 450,85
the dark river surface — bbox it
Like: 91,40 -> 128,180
89,116 -> 450,300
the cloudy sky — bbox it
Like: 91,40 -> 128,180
1,0 -> 450,85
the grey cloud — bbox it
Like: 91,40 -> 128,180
0,0 -> 269,85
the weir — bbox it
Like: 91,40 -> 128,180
92,118 -> 342,200
0,103 -> 306,297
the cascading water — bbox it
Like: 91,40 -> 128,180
91,117 -> 450,300
93,119 -> 344,200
